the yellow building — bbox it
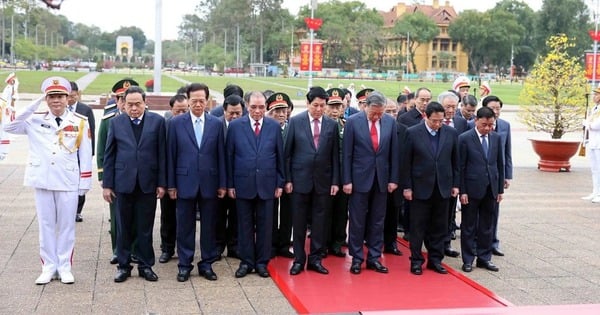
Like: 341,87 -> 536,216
379,0 -> 469,74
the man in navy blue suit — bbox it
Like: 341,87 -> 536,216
402,101 -> 459,276
458,106 -> 504,273
103,86 -> 166,283
226,91 -> 285,278
285,87 -> 340,276
167,83 -> 226,282
343,91 -> 399,275
482,96 -> 512,257
397,87 -> 431,127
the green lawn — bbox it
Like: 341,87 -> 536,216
3,69 -> 525,105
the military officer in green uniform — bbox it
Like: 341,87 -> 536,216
97,78 -> 139,264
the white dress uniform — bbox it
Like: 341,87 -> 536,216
585,102 -> 600,202
0,72 -> 17,159
4,77 -> 92,284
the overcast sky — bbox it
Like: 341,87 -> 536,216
57,0 -> 544,41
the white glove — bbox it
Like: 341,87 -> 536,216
78,189 -> 89,196
0,153 -> 6,160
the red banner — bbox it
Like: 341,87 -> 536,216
304,18 -> 323,31
585,52 -> 600,80
299,41 -> 323,71
590,30 -> 600,42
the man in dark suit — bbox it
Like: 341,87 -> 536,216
103,86 -> 167,283
455,94 -> 478,123
438,91 -> 468,258
343,88 -> 359,119
402,101 -> 459,276
459,106 -> 504,273
343,91 -> 399,275
226,91 -> 285,278
68,81 -> 95,223
482,95 -> 512,257
158,94 -> 189,264
286,87 -> 340,276
397,87 -> 431,127
215,94 -> 244,259
167,83 -> 226,282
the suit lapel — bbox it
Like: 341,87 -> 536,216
419,125 -> 436,158
183,114 -> 198,149
471,129 -> 486,160
243,116 -> 258,151
302,113 -> 316,151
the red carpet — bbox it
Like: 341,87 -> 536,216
268,239 -> 511,314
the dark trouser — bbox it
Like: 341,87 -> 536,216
236,197 -> 274,269
292,190 -> 331,265
159,195 -> 176,255
409,186 -> 448,266
215,195 -> 238,255
383,190 -> 401,249
115,187 -> 157,269
491,203 -> 501,249
348,181 -> 387,264
272,192 -> 292,252
402,199 -> 411,234
328,191 -> 348,251
177,196 -> 219,271
461,187 -> 496,264
443,196 -> 459,248
77,194 -> 85,215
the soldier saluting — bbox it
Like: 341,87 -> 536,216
4,76 -> 92,285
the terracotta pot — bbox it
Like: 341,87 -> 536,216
529,138 -> 581,172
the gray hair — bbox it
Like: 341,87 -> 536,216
437,91 -> 459,104
365,91 -> 386,107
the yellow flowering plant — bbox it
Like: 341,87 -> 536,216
519,34 -> 588,139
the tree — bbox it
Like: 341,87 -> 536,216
392,11 -> 438,73
536,0 -> 591,58
491,0 -> 537,71
520,34 -> 588,139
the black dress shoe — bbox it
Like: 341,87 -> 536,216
277,249 -> 295,258
328,248 -> 346,257
114,268 -> 131,282
444,248 -> 460,258
476,260 -> 499,272
256,266 -> 270,278
462,263 -> 473,272
138,268 -> 158,281
75,214 -> 83,222
177,268 -> 191,282
492,248 -> 505,256
307,262 -> 329,274
159,252 -> 173,263
235,265 -> 251,278
349,262 -> 361,274
426,262 -> 448,274
109,255 -> 118,265
366,261 -> 389,273
410,263 -> 422,275
199,268 -> 218,281
130,255 -> 140,264
383,247 -> 403,256
289,263 -> 304,275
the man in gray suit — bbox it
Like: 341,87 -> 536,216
68,81 -> 95,222
343,91 -> 399,275
285,87 -> 340,275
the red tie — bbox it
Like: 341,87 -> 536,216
254,120 -> 260,136
444,119 -> 451,125
370,120 -> 379,152
313,119 -> 320,149
421,112 -> 426,119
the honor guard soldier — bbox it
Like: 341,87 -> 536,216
4,76 -> 92,284
452,76 -> 471,99
0,72 -> 18,159
96,78 -> 139,264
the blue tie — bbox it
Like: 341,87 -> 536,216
132,118 -> 140,125
481,135 -> 488,158
194,118 -> 203,148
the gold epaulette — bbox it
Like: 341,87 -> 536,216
102,112 -> 116,120
72,112 -> 88,120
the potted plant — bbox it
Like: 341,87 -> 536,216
519,34 -> 588,172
